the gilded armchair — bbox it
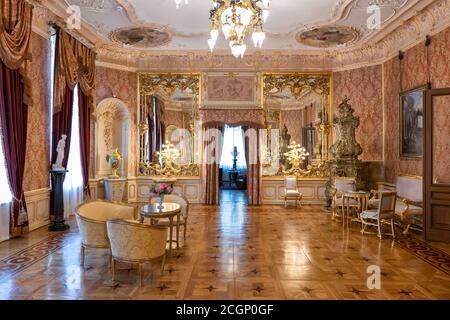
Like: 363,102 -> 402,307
106,219 -> 168,287
360,192 -> 397,239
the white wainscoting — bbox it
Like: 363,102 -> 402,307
127,176 -> 202,204
25,188 -> 50,231
262,177 -> 328,205
0,203 -> 10,242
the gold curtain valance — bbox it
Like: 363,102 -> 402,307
0,0 -> 32,70
53,29 -> 95,113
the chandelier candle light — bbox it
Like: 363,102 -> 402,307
284,141 -> 309,171
208,0 -> 270,58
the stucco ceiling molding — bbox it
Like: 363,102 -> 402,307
93,0 -> 450,72
115,0 -> 356,39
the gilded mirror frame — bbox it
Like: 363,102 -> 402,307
261,72 -> 333,178
138,72 -> 201,177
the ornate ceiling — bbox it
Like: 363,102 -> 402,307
35,0 -> 450,71
65,0 -> 415,50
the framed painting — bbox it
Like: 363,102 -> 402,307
399,85 -> 427,158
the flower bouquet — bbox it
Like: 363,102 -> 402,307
149,183 -> 174,210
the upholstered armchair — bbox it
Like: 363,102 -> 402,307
360,192 -> 397,239
151,194 -> 190,242
283,177 -> 302,208
331,177 -> 357,219
368,175 -> 423,234
75,200 -> 138,267
106,219 -> 168,287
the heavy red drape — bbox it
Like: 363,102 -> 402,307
155,97 -> 161,153
201,126 -> 222,205
147,112 -> 154,162
0,61 -> 29,237
78,86 -> 90,197
247,128 -> 262,206
50,85 -> 73,216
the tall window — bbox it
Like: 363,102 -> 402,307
63,85 -> 84,217
0,131 -> 12,204
220,125 -> 247,171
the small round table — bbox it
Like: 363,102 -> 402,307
139,203 -> 181,254
342,191 -> 371,223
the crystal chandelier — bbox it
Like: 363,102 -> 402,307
174,0 -> 189,9
208,0 -> 270,58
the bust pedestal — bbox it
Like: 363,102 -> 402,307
104,177 -> 127,202
49,169 -> 70,231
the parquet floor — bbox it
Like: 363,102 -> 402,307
1,190 -> 450,300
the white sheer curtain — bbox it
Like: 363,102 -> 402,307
0,125 -> 12,241
219,125 -> 247,171
0,134 -> 12,205
63,85 -> 84,218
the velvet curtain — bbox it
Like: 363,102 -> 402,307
0,0 -> 32,70
147,97 -> 154,163
0,62 -> 28,237
155,97 -> 161,152
53,28 -> 95,114
201,126 -> 222,205
51,28 -> 95,214
78,86 -> 91,197
154,97 -> 165,153
247,128 -> 262,206
0,0 -> 33,237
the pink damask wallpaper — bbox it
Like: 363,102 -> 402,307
281,110 -> 303,144
94,67 -> 138,177
165,109 -> 184,128
333,65 -> 383,161
23,32 -> 51,191
383,26 -> 450,183
433,96 -> 450,183
200,109 -> 265,127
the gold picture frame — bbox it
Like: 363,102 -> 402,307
399,84 -> 428,159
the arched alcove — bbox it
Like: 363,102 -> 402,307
95,98 -> 130,178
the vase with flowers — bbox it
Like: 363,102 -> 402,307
149,183 -> 174,210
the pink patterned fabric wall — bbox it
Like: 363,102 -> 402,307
200,109 -> 265,127
281,110 -> 302,144
383,26 -> 450,183
23,32 -> 51,191
94,67 -> 138,177
165,109 -> 184,128
333,65 -> 383,161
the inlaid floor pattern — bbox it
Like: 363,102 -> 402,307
1,190 -> 450,300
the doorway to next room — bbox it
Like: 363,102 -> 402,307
219,125 -> 248,205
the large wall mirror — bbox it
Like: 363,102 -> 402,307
138,73 -> 201,176
262,72 -> 332,177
